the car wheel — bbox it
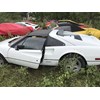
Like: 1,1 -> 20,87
59,54 -> 86,72
0,55 -> 6,67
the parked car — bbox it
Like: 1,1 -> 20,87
0,23 -> 33,37
0,29 -> 100,71
55,22 -> 100,39
58,20 -> 89,28
16,22 -> 40,30
54,22 -> 85,32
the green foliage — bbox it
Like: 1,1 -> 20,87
0,12 -> 22,23
0,61 -> 100,87
38,22 -> 46,29
0,34 -> 14,41
0,36 -> 5,41
50,22 -> 57,28
32,12 -> 100,29
35,65 -> 100,87
0,12 -> 100,29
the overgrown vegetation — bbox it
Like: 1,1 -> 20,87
0,64 -> 100,87
0,12 -> 100,29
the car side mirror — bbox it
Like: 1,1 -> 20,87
16,45 -> 24,50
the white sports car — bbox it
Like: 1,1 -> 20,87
0,29 -> 100,71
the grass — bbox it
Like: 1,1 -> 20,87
0,64 -> 100,87
0,64 -> 59,86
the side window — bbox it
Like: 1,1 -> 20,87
24,37 -> 46,50
15,37 -> 46,50
46,36 -> 65,46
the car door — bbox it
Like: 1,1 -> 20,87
7,36 -> 46,69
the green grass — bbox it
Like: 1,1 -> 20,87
0,64 -> 100,87
0,64 -> 59,86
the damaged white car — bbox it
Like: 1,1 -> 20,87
0,29 -> 100,71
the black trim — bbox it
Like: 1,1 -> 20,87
46,36 -> 65,46
57,22 -> 85,32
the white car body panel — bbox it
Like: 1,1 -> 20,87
0,30 -> 100,69
7,48 -> 42,69
41,46 -> 100,66
0,37 -> 19,58
0,36 -> 42,69
41,30 -> 100,66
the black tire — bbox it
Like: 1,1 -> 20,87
60,54 -> 86,72
0,55 -> 6,67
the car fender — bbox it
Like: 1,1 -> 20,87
59,50 -> 87,63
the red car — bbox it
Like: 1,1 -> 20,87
0,23 -> 34,37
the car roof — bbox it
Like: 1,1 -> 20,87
28,29 -> 52,37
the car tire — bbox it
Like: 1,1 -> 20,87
59,54 -> 86,72
0,55 -> 6,67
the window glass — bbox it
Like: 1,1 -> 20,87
74,35 -> 82,40
71,25 -> 84,32
14,37 -> 46,50
46,36 -> 65,46
9,36 -> 25,47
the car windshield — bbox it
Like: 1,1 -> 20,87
9,36 -> 25,46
